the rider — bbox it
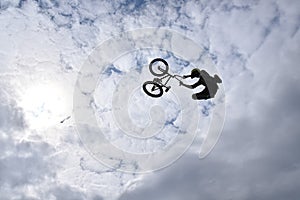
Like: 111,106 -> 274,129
180,68 -> 222,100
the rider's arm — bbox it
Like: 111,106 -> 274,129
180,82 -> 193,89
191,81 -> 201,88
180,80 -> 202,89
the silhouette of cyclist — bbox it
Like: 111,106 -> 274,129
180,68 -> 222,100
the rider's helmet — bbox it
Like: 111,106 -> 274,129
191,68 -> 201,78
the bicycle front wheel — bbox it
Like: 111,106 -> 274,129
142,81 -> 163,98
149,58 -> 169,77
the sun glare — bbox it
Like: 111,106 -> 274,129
20,82 -> 71,129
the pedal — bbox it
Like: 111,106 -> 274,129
165,86 -> 171,92
153,78 -> 161,83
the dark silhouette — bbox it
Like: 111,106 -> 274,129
180,68 -> 222,100
60,115 -> 71,124
142,58 -> 222,100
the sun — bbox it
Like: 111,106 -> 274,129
19,82 -> 71,129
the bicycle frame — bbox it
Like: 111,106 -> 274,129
153,67 -> 182,89
153,73 -> 179,86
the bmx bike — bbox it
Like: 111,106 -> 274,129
143,58 -> 183,98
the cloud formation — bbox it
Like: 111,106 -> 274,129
0,0 -> 299,199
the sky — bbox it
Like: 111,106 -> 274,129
0,0 -> 300,200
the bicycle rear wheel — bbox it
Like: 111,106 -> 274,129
142,81 -> 163,98
149,58 -> 169,77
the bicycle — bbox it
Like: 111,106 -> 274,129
142,58 -> 183,98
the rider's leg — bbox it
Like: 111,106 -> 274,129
192,88 -> 211,100
192,93 -> 210,100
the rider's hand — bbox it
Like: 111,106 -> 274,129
183,75 -> 188,79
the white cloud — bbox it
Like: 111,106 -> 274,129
0,0 -> 299,199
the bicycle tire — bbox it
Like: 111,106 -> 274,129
142,81 -> 164,98
149,58 -> 169,77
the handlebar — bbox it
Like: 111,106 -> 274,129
173,74 -> 184,79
